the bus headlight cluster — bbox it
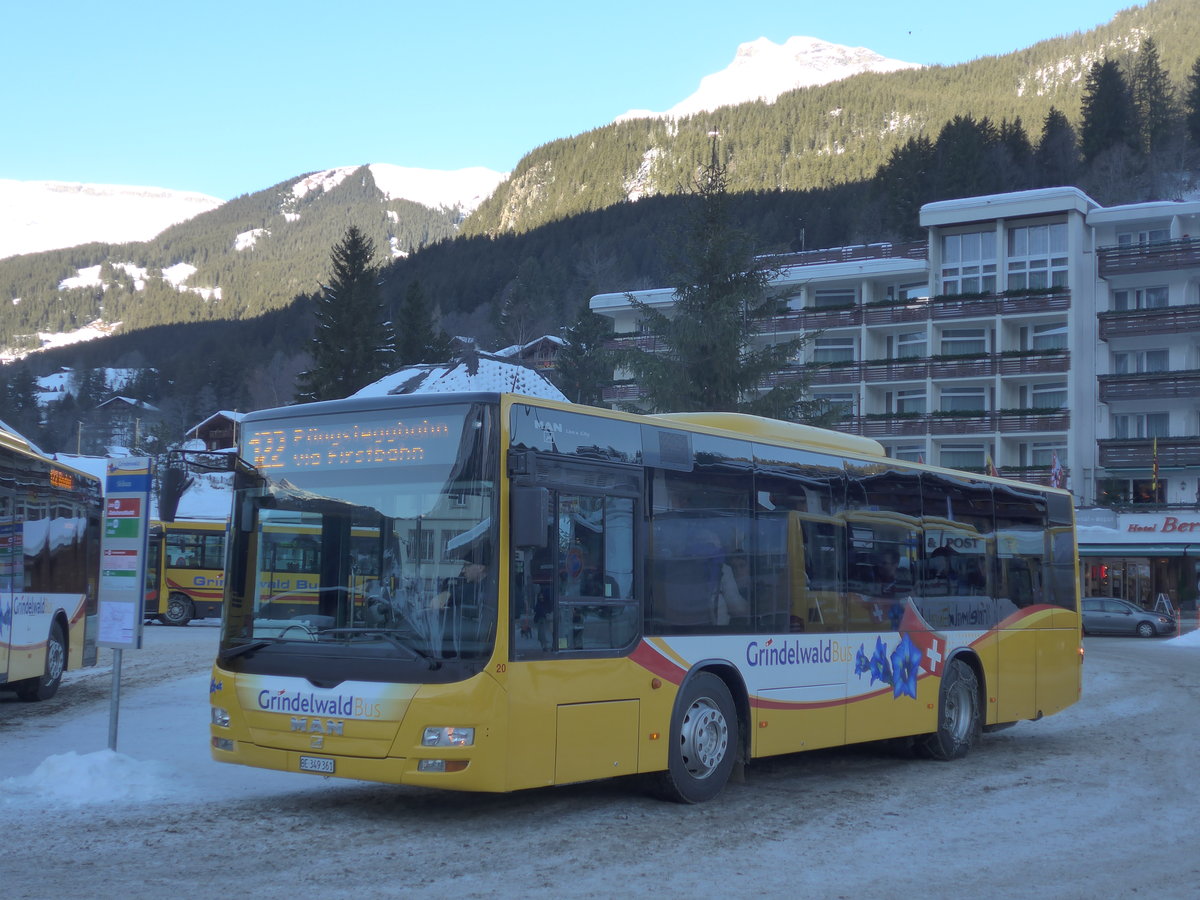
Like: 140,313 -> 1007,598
422,726 -> 474,747
211,707 -> 231,728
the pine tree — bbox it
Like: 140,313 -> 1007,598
1034,107 -> 1080,187
1131,38 -> 1178,155
620,139 -> 817,420
1079,59 -> 1138,164
0,363 -> 40,438
1184,56 -> 1200,147
295,226 -> 396,403
553,300 -> 613,406
395,280 -> 452,365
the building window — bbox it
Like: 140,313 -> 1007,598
1026,441 -> 1066,467
1112,286 -> 1168,311
1007,223 -> 1068,290
939,387 -> 987,413
813,287 -> 856,308
1117,228 -> 1170,246
939,443 -> 987,469
894,390 -> 927,414
812,392 -> 857,417
890,445 -> 926,462
1030,321 -> 1067,350
894,330 -> 927,359
812,335 -> 856,363
939,327 -> 988,356
1030,382 -> 1067,409
883,282 -> 928,302
1097,478 -> 1163,506
1113,349 -> 1169,374
941,231 -> 997,294
1112,412 -> 1169,439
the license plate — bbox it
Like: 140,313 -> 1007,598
299,755 -> 335,774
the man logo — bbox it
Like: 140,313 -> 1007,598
290,717 -> 344,735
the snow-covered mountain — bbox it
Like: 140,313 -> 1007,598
0,180 -> 224,261
0,165 -> 508,261
616,36 -> 922,122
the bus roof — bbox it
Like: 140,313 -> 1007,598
651,411 -> 886,458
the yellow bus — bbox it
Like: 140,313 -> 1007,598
1,424 -> 101,700
209,393 -> 1082,802
144,520 -> 228,625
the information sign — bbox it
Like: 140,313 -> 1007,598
97,457 -> 151,650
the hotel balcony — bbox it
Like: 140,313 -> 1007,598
1097,238 -> 1200,277
1098,305 -> 1200,340
761,288 -> 1071,333
846,410 -> 1069,439
775,350 -> 1069,387
1098,369 -> 1200,401
1098,436 -> 1200,469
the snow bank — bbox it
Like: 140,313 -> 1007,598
0,749 -> 177,806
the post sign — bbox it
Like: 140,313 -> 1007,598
97,457 -> 152,650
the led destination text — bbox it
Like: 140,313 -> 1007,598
248,420 -> 452,470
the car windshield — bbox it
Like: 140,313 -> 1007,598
220,401 -> 499,663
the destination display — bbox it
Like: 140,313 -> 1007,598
247,416 -> 459,471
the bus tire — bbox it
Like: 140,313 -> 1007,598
917,658 -> 981,761
17,620 -> 66,702
653,672 -> 738,803
163,593 -> 195,626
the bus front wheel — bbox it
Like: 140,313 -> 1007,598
17,620 -> 66,702
918,658 -> 981,761
654,672 -> 738,803
163,593 -> 195,626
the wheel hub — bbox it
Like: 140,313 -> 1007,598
680,697 -> 728,778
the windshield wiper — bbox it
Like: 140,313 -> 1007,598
317,627 -> 442,669
218,639 -> 278,661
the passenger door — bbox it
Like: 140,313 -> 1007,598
506,459 -> 643,789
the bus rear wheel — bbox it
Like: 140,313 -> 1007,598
163,593 -> 195,626
653,672 -> 738,803
17,620 -> 66,702
917,658 -> 981,761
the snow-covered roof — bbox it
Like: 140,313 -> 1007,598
494,335 -> 567,357
352,352 -> 567,401
96,396 -> 160,412
186,409 -> 246,436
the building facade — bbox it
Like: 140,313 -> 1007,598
591,186 -> 1200,611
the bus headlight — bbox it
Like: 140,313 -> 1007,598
422,726 -> 474,747
211,707 -> 231,728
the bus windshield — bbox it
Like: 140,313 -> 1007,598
221,401 -> 499,667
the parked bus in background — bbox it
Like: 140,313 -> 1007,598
144,520 -> 227,625
1,423 -> 101,700
209,393 -> 1082,802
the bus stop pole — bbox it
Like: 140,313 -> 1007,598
107,648 -> 123,751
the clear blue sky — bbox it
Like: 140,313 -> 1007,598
3,0 -> 1140,200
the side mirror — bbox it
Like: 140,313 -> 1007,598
511,486 -> 549,549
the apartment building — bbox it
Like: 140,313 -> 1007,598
591,186 -> 1200,609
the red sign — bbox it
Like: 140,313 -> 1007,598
106,497 -> 142,518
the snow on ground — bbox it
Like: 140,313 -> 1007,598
3,627 -> 1197,809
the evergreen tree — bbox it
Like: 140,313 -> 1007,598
1079,59 -> 1138,164
1184,56 -> 1200,147
1131,38 -> 1178,154
0,363 -> 40,438
295,226 -> 396,403
553,300 -> 613,406
1034,107 -> 1081,187
620,140 -> 816,420
395,280 -> 452,365
874,135 -> 936,240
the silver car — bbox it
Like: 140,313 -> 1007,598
1081,597 -> 1177,638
